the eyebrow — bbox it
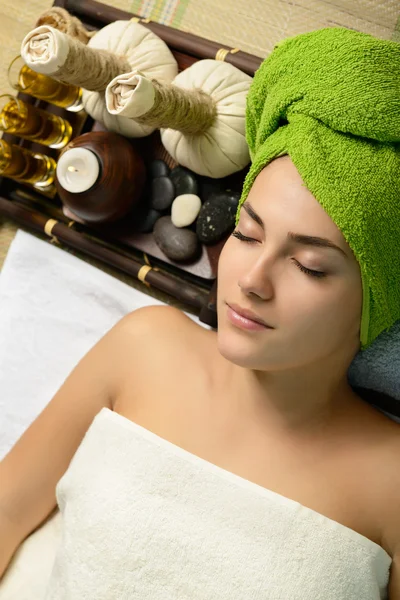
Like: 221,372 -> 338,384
242,202 -> 348,259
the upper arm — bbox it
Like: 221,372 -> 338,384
0,304 -> 174,546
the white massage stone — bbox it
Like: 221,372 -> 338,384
171,194 -> 202,228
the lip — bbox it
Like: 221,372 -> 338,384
226,303 -> 273,331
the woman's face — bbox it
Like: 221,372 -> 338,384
216,156 -> 363,371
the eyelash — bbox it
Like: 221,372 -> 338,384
231,230 -> 327,279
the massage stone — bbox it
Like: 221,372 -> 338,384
153,215 -> 201,262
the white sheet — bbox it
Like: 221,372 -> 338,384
0,230 -> 208,460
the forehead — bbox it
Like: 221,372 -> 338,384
245,156 -> 350,249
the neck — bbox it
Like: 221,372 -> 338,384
218,354 -> 357,439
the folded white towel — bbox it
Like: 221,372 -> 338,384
44,407 -> 391,599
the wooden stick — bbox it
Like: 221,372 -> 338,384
0,195 -> 212,312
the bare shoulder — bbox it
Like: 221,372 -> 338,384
344,396 -> 400,558
118,304 -> 208,346
112,305 -> 214,400
379,424 -> 400,596
376,419 -> 400,558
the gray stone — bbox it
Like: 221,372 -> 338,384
153,216 -> 201,262
196,190 -> 241,244
198,175 -> 224,203
136,207 -> 162,233
148,159 -> 170,179
169,166 -> 198,196
150,176 -> 175,211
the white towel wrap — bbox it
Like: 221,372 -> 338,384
43,407 -> 391,599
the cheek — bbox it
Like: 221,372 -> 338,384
332,276 -> 363,332
217,239 -> 241,285
287,279 -> 362,341
216,240 -> 247,314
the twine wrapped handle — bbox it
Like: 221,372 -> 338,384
106,71 -> 217,135
35,7 -> 95,45
21,25 -> 132,93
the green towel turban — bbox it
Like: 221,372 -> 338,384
235,27 -> 400,351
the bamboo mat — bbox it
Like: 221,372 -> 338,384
1,0 -> 399,290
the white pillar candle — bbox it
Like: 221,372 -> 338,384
56,147 -> 100,193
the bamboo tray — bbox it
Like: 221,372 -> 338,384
0,0 -> 263,327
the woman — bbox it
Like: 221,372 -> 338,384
1,27 -> 399,599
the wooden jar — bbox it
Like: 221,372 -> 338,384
55,130 -> 146,224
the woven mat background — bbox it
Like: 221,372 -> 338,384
1,0 -> 399,298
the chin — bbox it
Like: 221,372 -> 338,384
216,316 -> 288,371
216,326 -> 267,369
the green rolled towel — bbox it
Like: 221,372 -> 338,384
236,27 -> 400,351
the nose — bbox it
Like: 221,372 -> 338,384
238,255 -> 275,300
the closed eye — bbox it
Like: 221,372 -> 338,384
232,230 -> 255,243
231,230 -> 327,279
